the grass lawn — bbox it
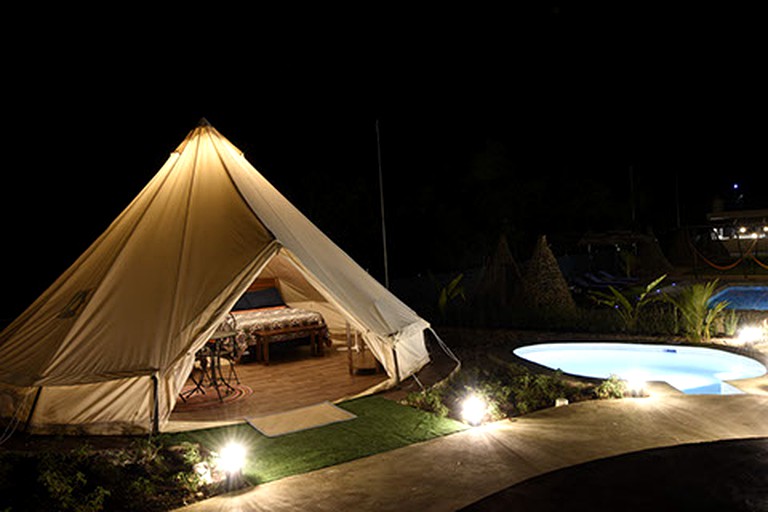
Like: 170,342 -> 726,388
165,395 -> 469,486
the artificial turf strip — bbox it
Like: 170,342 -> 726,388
163,395 -> 468,485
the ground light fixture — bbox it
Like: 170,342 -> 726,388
737,325 -> 766,345
461,393 -> 488,426
216,441 -> 247,477
621,371 -> 648,397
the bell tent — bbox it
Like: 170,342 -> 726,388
0,119 -> 432,435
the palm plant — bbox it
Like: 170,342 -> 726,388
437,273 -> 466,320
589,274 -> 667,333
664,279 -> 729,342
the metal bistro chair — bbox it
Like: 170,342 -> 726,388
179,342 -> 216,401
179,315 -> 241,402
215,312 -> 242,387
211,329 -> 241,390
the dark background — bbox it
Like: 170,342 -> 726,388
2,5 -> 766,324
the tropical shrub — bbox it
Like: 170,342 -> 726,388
595,374 -> 627,399
510,371 -> 571,415
0,439 -> 217,512
664,280 -> 728,342
402,387 -> 449,418
589,274 -> 667,333
723,308 -> 739,337
435,273 -> 466,322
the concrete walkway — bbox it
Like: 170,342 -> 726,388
175,393 -> 768,511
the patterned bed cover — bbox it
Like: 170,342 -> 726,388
230,306 -> 330,362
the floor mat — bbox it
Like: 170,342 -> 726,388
245,401 -> 357,437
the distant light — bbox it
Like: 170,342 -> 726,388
461,394 -> 488,426
733,183 -> 739,189
217,442 -> 247,475
739,226 -> 747,234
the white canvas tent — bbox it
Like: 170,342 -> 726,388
0,119 -> 432,435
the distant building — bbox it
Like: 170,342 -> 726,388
706,209 -> 768,257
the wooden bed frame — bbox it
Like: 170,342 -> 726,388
234,277 -> 330,364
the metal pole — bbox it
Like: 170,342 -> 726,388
151,374 -> 159,435
376,119 -> 390,289
675,171 -> 681,229
629,165 -> 636,224
24,387 -> 43,433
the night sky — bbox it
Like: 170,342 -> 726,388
2,6 -> 766,324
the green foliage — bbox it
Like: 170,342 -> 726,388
723,309 -> 739,337
589,274 -> 667,332
0,438 -> 219,512
426,357 -> 598,422
174,440 -> 205,466
437,273 -> 466,320
664,279 -> 728,342
38,451 -> 111,512
510,371 -> 570,415
402,387 -> 449,418
126,477 -> 156,499
122,438 -> 163,466
595,374 -> 628,399
165,396 -> 466,487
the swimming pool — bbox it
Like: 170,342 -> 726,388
513,342 -> 766,395
709,285 -> 768,311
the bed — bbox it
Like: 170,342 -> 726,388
224,279 -> 330,365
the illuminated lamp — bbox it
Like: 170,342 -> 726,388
217,441 -> 247,476
460,393 -> 488,426
737,326 -> 766,345
621,371 -> 647,397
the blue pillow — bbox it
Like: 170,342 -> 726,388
232,288 -> 285,310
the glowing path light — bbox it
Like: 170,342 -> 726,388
217,442 -> 247,476
738,325 -> 766,345
461,394 -> 488,426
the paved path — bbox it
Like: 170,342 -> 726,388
176,393 -> 768,511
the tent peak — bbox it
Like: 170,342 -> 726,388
197,117 -> 211,127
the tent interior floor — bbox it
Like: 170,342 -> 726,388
167,340 -> 387,431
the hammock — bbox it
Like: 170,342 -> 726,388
690,237 -> 767,271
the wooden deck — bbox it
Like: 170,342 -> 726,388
167,340 -> 388,431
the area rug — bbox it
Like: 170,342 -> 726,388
245,401 -> 357,437
174,383 -> 254,411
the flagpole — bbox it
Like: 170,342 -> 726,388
376,119 -> 390,289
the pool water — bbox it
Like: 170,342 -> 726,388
513,342 -> 766,395
709,285 -> 768,311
